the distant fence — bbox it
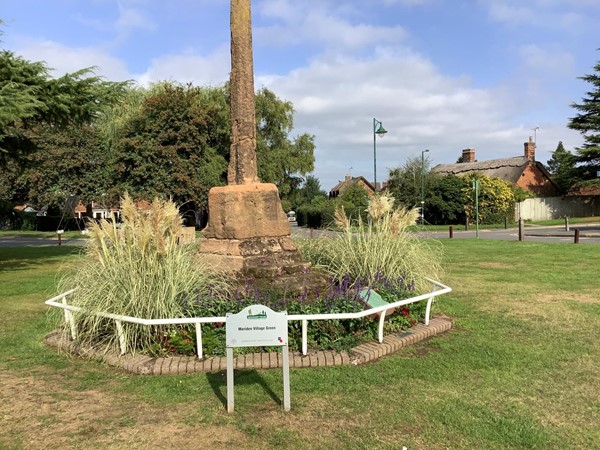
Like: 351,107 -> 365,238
516,196 -> 600,221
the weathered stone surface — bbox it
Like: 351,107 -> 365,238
202,184 -> 290,240
229,0 -> 259,185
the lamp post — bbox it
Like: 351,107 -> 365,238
472,179 -> 479,239
373,118 -> 387,191
420,149 -> 429,225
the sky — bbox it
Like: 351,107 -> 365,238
2,0 -> 599,191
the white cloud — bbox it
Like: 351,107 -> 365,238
257,50 -> 538,189
114,4 -> 156,43
135,46 -> 230,86
11,38 -> 132,81
255,0 -> 407,51
486,2 -> 534,24
519,44 -> 576,76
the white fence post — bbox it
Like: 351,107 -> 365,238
302,319 -> 308,356
195,322 -> 203,360
115,320 -> 126,355
62,296 -> 77,340
378,310 -> 387,343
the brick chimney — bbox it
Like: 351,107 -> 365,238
524,136 -> 535,161
462,148 -> 475,163
345,175 -> 351,182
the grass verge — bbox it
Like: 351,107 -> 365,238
0,240 -> 599,449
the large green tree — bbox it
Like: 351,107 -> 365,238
0,50 -> 129,164
113,83 -> 228,206
568,56 -> 600,177
109,83 -> 314,207
386,155 -> 432,208
547,141 -> 577,194
255,87 -> 315,197
425,174 -> 467,225
18,124 -> 112,208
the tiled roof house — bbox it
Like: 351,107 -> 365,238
329,175 -> 376,199
432,137 -> 558,197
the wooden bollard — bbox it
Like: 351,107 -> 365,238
449,226 -> 453,239
574,229 -> 580,244
518,219 -> 524,241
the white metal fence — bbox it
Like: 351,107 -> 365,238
45,278 -> 452,359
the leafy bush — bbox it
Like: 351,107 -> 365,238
463,173 -> 516,224
57,194 -> 232,354
297,194 -> 443,292
151,273 -> 423,356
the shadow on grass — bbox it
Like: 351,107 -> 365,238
0,246 -> 81,272
206,369 -> 281,409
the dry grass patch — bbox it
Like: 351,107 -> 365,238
477,262 -> 514,269
0,369 -> 246,450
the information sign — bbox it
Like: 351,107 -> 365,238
226,305 -> 288,348
225,305 -> 290,412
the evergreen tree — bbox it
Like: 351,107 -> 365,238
568,56 -> 600,178
547,141 -> 577,194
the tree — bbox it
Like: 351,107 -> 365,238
0,50 -> 129,165
386,155 -> 431,208
17,124 -> 112,208
255,88 -> 315,198
462,173 -> 516,224
338,182 -> 370,222
112,83 -> 228,207
292,175 -> 326,209
547,141 -> 577,194
568,56 -> 600,177
107,82 -> 314,208
425,174 -> 467,225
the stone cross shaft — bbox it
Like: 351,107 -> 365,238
228,0 -> 259,185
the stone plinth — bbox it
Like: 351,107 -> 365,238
201,183 -> 328,293
202,183 -> 290,240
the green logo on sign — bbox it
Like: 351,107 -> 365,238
247,309 -> 267,320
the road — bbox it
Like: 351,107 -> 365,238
1,224 -> 600,247
0,236 -> 87,248
292,224 -> 600,245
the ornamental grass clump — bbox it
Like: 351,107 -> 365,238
297,193 -> 443,293
57,194 -> 232,354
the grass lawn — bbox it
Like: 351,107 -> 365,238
0,241 -> 598,449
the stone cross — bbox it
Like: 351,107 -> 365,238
228,0 -> 259,185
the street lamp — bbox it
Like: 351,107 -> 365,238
472,179 -> 480,239
421,149 -> 429,225
373,118 -> 387,191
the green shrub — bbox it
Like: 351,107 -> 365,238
57,194 -> 232,354
153,274 -> 423,356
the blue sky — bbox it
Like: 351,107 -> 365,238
2,0 -> 599,191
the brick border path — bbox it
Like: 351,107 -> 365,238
44,316 -> 452,375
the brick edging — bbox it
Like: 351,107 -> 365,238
44,316 -> 452,375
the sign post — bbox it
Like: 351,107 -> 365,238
225,305 -> 290,413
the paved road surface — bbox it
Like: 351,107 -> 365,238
292,224 -> 600,245
0,236 -> 87,248
1,224 -> 600,247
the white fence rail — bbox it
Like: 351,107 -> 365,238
45,279 -> 452,359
